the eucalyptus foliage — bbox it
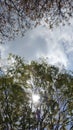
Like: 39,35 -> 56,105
0,0 -> 73,43
0,55 -> 73,129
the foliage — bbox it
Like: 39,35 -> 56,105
0,55 -> 30,130
0,55 -> 73,129
29,60 -> 73,130
0,0 -> 73,43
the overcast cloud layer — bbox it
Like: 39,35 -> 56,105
0,19 -> 73,70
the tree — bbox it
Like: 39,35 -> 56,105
0,55 -> 30,130
0,55 -> 73,129
0,0 -> 73,43
28,60 -> 73,130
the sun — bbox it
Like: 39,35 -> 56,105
32,94 -> 40,103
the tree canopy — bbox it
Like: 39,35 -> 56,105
0,55 -> 73,130
0,0 -> 73,43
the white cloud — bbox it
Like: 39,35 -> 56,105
0,18 -> 73,70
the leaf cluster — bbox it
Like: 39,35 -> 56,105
0,0 -> 73,43
0,55 -> 73,129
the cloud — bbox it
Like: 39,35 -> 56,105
2,27 -> 49,60
0,18 -> 73,70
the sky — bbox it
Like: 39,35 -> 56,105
0,18 -> 73,71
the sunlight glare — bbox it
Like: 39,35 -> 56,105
32,94 -> 40,103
